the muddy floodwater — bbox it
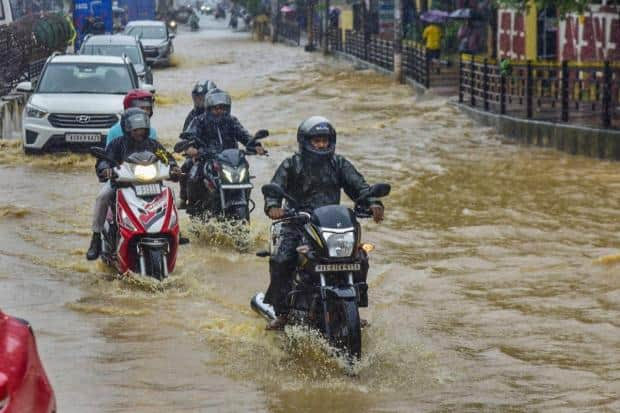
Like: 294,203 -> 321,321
1,16 -> 619,413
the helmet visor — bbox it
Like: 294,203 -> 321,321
126,112 -> 150,131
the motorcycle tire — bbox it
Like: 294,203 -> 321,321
326,299 -> 362,360
145,248 -> 166,280
228,205 -> 250,222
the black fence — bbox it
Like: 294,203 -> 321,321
277,20 -> 301,46
403,41 -> 429,88
459,54 -> 620,129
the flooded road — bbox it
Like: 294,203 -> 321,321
1,16 -> 619,412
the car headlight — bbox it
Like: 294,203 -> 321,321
26,104 -> 48,118
322,231 -> 355,257
134,165 -> 157,182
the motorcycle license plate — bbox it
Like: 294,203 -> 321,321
65,133 -> 101,143
135,184 -> 161,196
315,263 -> 361,272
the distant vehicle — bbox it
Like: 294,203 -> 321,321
79,34 -> 154,84
0,0 -> 14,25
117,0 -> 155,21
0,310 -> 56,413
18,54 -> 152,154
124,20 -> 174,66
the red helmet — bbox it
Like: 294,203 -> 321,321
123,89 -> 154,110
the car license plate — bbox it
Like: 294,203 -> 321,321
315,263 -> 361,272
65,133 -> 101,143
135,184 -> 161,196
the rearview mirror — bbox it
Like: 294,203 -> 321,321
89,146 -> 118,166
368,183 -> 391,198
16,81 -> 33,93
254,129 -> 269,140
261,183 -> 285,199
169,33 -> 176,39
173,139 -> 195,153
0,372 -> 8,409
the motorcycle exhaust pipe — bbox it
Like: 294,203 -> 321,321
251,292 -> 276,321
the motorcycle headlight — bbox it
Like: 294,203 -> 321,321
169,207 -> 177,230
169,20 -> 177,28
322,231 -> 355,257
26,104 -> 48,118
222,166 -> 238,182
134,164 -> 157,182
238,167 -> 247,182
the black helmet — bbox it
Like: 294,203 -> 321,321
121,107 -> 150,135
191,79 -> 217,96
297,116 -> 336,161
205,88 -> 232,112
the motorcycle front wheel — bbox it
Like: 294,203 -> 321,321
145,248 -> 166,280
325,299 -> 362,360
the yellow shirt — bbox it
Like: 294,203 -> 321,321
423,25 -> 441,50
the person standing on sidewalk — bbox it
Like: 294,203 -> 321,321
423,22 -> 442,62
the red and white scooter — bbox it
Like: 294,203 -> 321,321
91,148 -> 179,280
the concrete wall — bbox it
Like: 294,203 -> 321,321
0,94 -> 26,140
454,100 -> 620,160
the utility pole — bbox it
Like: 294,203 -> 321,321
322,0 -> 330,54
270,0 -> 278,42
305,0 -> 316,51
393,0 -> 403,82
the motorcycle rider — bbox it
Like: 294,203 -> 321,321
178,80 -> 218,208
107,89 -> 157,146
86,108 -> 182,261
181,88 -> 265,209
263,116 -> 384,330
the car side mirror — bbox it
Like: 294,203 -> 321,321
16,81 -> 33,93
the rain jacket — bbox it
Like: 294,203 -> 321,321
96,135 -> 177,177
185,112 -> 258,155
264,153 -> 381,213
182,107 -> 205,132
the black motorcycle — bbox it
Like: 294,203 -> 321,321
174,130 -> 268,222
252,182 -> 390,360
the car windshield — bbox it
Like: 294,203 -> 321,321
127,25 -> 167,40
81,44 -> 143,65
37,63 -> 134,94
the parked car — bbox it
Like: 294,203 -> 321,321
18,54 -> 152,154
124,20 -> 174,66
0,310 -> 56,413
79,34 -> 154,85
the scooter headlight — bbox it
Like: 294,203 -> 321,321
134,165 -> 157,182
168,207 -> 177,230
322,231 -> 355,257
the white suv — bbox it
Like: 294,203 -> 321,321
18,54 -> 148,154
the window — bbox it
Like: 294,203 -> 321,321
0,1 -> 5,20
38,63 -> 134,94
127,25 -> 167,40
81,44 -> 144,65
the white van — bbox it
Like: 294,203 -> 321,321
0,0 -> 14,25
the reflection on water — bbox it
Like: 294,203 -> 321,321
0,17 -> 619,413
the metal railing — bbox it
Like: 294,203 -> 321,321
277,20 -> 301,46
459,54 -> 620,129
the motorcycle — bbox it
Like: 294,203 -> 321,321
214,5 -> 226,19
189,13 -> 200,31
174,130 -> 268,223
89,147 -> 180,280
251,182 -> 390,360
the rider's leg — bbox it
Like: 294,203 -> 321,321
87,182 -> 115,260
265,225 -> 300,329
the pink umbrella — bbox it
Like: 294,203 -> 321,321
280,5 -> 295,13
